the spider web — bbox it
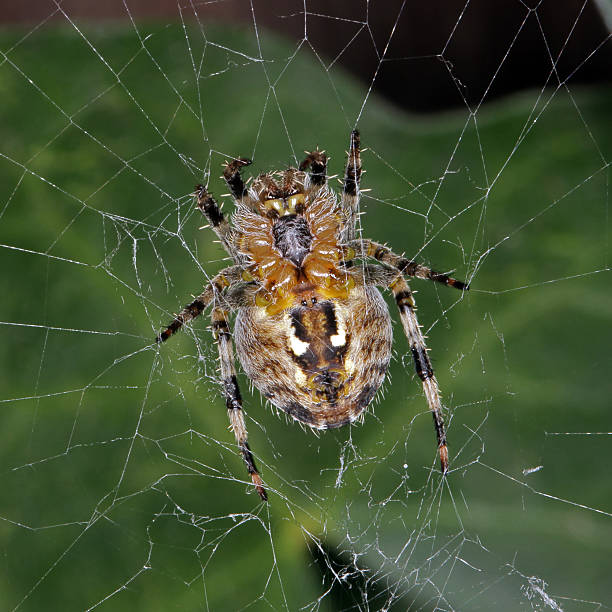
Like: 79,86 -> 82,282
0,1 -> 611,610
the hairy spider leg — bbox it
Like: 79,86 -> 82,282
156,266 -> 242,343
299,149 -> 328,188
390,275 -> 449,473
339,236 -> 468,474
212,307 -> 267,501
341,130 -> 362,243
346,238 -> 470,292
157,270 -> 265,499
195,185 -> 241,263
223,157 -> 252,205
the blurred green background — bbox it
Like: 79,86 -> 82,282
0,18 -> 611,611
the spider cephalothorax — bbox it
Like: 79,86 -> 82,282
234,169 -> 354,315
157,132 -> 468,501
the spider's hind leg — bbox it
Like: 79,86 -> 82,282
390,275 -> 449,473
212,306 -> 267,501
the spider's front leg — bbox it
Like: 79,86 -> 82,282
299,148 -> 328,187
195,185 -> 243,264
341,130 -> 362,242
212,307 -> 267,501
223,157 -> 252,204
347,239 -> 469,291
391,275 -> 449,474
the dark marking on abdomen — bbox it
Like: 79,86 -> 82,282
289,301 -> 347,369
290,308 -> 311,343
284,401 -> 316,425
356,384 -> 377,410
321,301 -> 339,338
313,368 -> 342,405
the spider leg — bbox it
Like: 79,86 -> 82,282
345,239 -> 469,291
223,157 -> 252,204
195,185 -> 242,263
212,306 -> 267,501
390,275 -> 449,473
156,265 -> 243,343
299,149 -> 328,188
341,130 -> 362,242
222,281 -> 260,309
345,261 -> 399,286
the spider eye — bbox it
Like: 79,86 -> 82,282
264,198 -> 284,214
263,194 -> 305,216
286,193 -> 305,213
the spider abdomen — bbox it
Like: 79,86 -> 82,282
234,286 -> 392,429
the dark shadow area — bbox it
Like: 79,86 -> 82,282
308,540 -> 437,611
2,0 -> 610,112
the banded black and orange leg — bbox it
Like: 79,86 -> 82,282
223,157 -> 252,205
212,306 -> 267,501
299,149 -> 328,188
345,239 -> 469,291
341,130 -> 362,242
195,185 -> 241,262
156,266 -> 243,343
390,275 -> 449,474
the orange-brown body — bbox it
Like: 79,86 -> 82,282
231,170 -> 393,428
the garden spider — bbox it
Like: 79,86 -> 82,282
157,131 -> 468,501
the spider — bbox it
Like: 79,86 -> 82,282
157,131 -> 468,501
